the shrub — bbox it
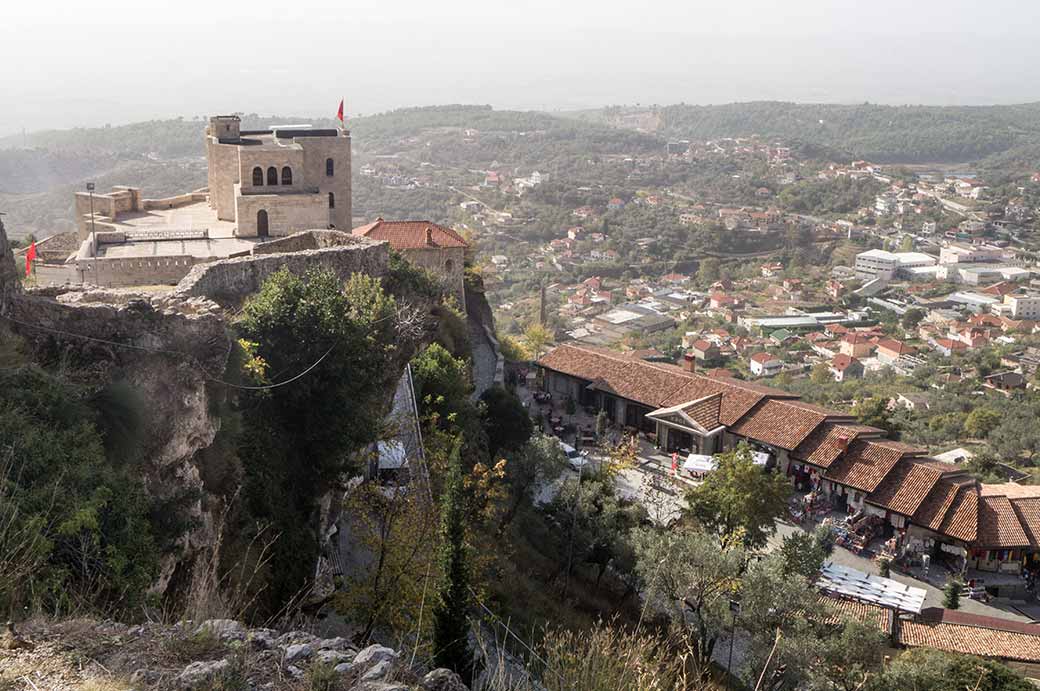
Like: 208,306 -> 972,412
943,579 -> 962,610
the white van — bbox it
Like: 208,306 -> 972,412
559,441 -> 590,471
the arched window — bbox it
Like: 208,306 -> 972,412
257,209 -> 269,238
281,166 -> 293,186
445,259 -> 454,273
328,192 -> 335,208
252,167 -> 263,186
326,158 -> 334,176
266,167 -> 278,185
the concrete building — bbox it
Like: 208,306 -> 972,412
939,243 -> 1009,265
854,249 -> 936,281
1003,293 -> 1040,320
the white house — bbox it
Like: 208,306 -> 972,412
749,352 -> 783,377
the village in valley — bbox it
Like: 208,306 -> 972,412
11,102 -> 1040,687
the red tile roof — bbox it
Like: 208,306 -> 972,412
750,351 -> 778,364
866,459 -> 953,517
831,354 -> 860,371
876,338 -> 915,356
730,399 -> 853,451
899,613 -> 1040,663
352,219 -> 468,250
1011,497 -> 1040,548
825,439 -> 926,493
537,344 -> 796,428
792,423 -> 884,469
977,495 -> 1031,548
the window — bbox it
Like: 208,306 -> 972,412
281,166 -> 292,186
328,192 -> 335,209
444,259 -> 454,273
326,158 -> 334,176
266,167 -> 278,185
252,167 -> 263,186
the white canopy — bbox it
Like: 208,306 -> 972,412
683,453 -> 717,473
818,562 -> 927,614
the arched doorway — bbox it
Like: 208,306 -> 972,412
257,209 -> 269,238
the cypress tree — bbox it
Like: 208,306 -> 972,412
432,441 -> 471,676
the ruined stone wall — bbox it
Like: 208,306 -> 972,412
250,229 -> 359,254
175,237 -> 389,304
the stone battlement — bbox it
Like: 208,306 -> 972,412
175,234 -> 388,305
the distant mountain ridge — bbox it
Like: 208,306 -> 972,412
586,101 -> 1040,164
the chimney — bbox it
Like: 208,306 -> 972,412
682,352 -> 696,372
425,226 -> 433,246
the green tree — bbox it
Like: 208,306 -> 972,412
875,648 -> 1031,691
0,368 -> 158,616
479,386 -> 533,458
233,268 -> 404,612
432,443 -> 472,677
683,444 -> 791,549
413,343 -> 473,425
851,396 -> 899,437
901,308 -> 926,331
696,257 -> 721,286
633,526 -> 745,680
964,407 -> 1001,439
497,434 -> 566,533
523,322 -> 552,360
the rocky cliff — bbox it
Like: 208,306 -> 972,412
0,618 -> 471,691
0,222 -> 435,609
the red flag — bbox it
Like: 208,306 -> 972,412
336,99 -> 344,124
24,241 -> 36,277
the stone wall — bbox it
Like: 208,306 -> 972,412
250,229 -> 360,255
175,236 -> 389,304
206,140 -> 240,221
401,246 -> 466,308
235,191 -> 330,238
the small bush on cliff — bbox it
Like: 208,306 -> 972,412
0,368 -> 158,617
383,250 -> 443,303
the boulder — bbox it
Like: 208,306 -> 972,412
421,668 -> 468,691
318,649 -> 353,665
176,659 -> 229,688
361,660 -> 392,681
317,636 -> 352,650
284,642 -> 315,664
333,661 -> 354,674
353,644 -> 399,670
349,684 -> 410,691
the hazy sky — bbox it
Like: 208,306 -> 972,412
3,0 -> 1040,135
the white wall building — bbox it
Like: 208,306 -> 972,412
854,249 -> 936,281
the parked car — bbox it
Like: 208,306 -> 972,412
559,441 -> 590,471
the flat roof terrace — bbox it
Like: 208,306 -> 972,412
107,200 -> 238,239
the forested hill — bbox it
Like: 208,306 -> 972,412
626,101 -> 1040,164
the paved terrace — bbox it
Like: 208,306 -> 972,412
93,201 -> 255,260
